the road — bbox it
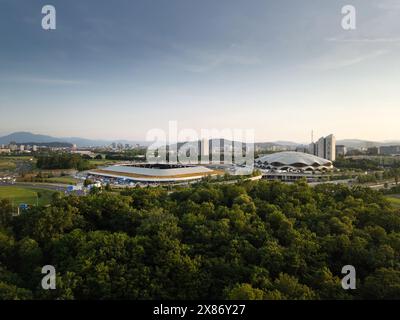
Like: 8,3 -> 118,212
367,181 -> 399,190
309,179 -> 355,187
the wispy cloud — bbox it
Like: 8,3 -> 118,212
326,37 -> 400,43
2,76 -> 88,86
375,1 -> 400,11
170,44 -> 261,73
303,49 -> 388,71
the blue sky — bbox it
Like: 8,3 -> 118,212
0,0 -> 399,142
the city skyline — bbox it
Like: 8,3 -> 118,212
1,130 -> 400,147
1,0 -> 400,141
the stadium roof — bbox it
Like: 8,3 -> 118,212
99,165 -> 213,176
257,152 -> 332,166
256,152 -> 333,171
89,164 -> 221,183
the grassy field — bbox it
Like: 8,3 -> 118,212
0,186 -> 55,206
88,159 -> 119,166
0,159 -> 17,170
45,176 -> 79,185
386,195 -> 400,208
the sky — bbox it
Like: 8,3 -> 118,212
0,0 -> 399,142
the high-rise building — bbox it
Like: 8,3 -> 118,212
379,145 -> 400,155
308,134 -> 336,161
200,138 -> 210,164
201,138 -> 209,157
325,134 -> 336,161
317,137 -> 325,159
308,142 -> 317,156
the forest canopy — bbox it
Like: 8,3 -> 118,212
0,180 -> 400,300
35,153 -> 92,171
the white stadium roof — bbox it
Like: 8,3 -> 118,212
88,164 -> 219,183
100,165 -> 212,177
256,152 -> 332,171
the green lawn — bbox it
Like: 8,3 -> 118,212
386,196 -> 400,208
45,176 -> 79,185
0,159 -> 17,170
0,186 -> 55,206
88,159 -> 118,166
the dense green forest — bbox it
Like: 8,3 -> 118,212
36,153 -> 93,171
334,157 -> 400,171
1,180 -> 400,300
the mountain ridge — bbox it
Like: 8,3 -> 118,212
0,132 -> 148,148
1,132 -> 399,149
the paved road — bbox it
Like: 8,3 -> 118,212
368,182 -> 398,190
309,179 -> 355,187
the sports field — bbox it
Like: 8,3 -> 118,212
0,186 -> 55,206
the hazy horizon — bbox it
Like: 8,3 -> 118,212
1,0 -> 400,142
2,130 -> 400,145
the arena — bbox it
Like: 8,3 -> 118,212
255,151 -> 333,172
88,163 -> 223,184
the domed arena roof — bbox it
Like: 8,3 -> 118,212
256,152 -> 333,171
89,164 -> 223,183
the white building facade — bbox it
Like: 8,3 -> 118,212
309,134 -> 336,161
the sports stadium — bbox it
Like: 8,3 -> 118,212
88,163 -> 223,184
255,151 -> 333,172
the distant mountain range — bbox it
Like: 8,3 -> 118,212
164,139 -> 300,151
0,133 -> 304,149
1,132 -> 399,150
337,139 -> 400,149
0,132 -> 148,148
